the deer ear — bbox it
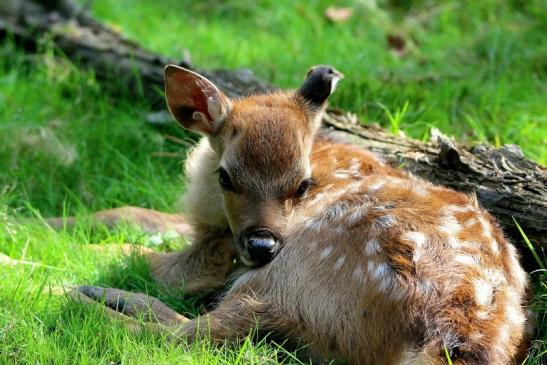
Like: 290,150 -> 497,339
296,65 -> 343,111
164,65 -> 231,135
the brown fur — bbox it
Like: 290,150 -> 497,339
71,66 -> 529,364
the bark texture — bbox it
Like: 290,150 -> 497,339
1,0 -> 545,265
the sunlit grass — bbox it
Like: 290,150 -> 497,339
90,0 -> 547,163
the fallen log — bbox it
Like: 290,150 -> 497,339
1,0 -> 545,267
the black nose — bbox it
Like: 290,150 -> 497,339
243,229 -> 279,266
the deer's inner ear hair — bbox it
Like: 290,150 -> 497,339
217,167 -> 235,191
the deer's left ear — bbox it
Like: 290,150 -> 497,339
296,65 -> 343,112
164,65 -> 231,135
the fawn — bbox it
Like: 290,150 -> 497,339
69,65 -> 529,364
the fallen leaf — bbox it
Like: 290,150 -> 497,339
325,6 -> 353,23
387,34 -> 406,52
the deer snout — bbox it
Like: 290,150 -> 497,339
239,228 -> 281,266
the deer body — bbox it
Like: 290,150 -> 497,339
73,65 -> 528,364
176,132 -> 528,364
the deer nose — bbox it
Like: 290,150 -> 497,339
242,228 -> 280,266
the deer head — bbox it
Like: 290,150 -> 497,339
165,65 -> 342,266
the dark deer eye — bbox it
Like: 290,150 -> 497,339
295,178 -> 315,197
218,167 -> 234,191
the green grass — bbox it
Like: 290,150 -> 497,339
91,0 -> 547,163
0,0 -> 546,363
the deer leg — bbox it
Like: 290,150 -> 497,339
54,286 -> 181,336
147,229 -> 236,295
170,292 -> 276,344
76,285 -> 280,345
48,286 -> 162,334
83,234 -> 235,296
43,206 -> 193,236
79,230 -> 234,297
45,206 -> 235,295
76,286 -> 188,326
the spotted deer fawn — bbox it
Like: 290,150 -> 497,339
71,65 -> 529,364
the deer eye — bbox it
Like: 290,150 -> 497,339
218,167 -> 234,191
295,178 -> 315,197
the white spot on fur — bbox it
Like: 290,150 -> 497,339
489,240 -> 500,255
474,279 -> 493,307
325,202 -> 349,221
364,239 -> 380,256
413,252 -> 423,263
447,235 -> 461,249
304,217 -> 323,233
439,213 -> 462,248
460,240 -> 481,249
478,215 -> 493,240
376,214 -> 397,228
504,288 -> 521,306
333,164 -> 363,179
332,224 -> 346,236
347,205 -> 368,226
403,231 -> 426,263
412,185 -> 429,197
403,231 -> 426,247
483,268 -> 507,287
352,265 -> 365,283
420,279 -> 435,294
370,261 -> 390,281
333,170 -> 352,179
447,205 -> 475,213
476,310 -> 490,320
333,255 -> 346,270
440,213 -> 461,234
513,264 -> 527,290
463,217 -> 478,228
320,246 -> 333,259
454,254 -> 478,267
390,285 -> 407,301
470,332 -> 484,341
366,260 -> 376,276
496,325 -> 511,346
506,244 -> 527,288
367,181 -> 385,193
378,275 -> 394,293
505,305 -> 525,327
344,181 -> 367,195
349,158 -> 361,174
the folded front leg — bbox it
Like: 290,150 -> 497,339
170,291 -> 291,345
43,206 -> 193,236
147,227 -> 236,295
57,286 -> 168,335
77,286 -> 188,326
72,285 -> 292,348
